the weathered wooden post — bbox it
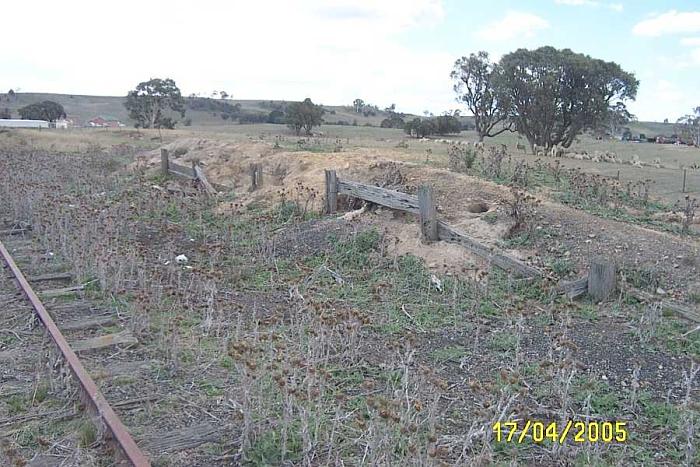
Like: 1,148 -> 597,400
249,163 -> 263,191
588,259 -> 616,302
418,185 -> 438,242
682,168 -> 687,193
249,164 -> 257,191
325,169 -> 338,214
160,148 -> 169,175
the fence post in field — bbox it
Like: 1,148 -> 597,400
160,148 -> 169,176
418,185 -> 438,242
249,163 -> 263,191
682,168 -> 687,193
588,259 -> 616,302
325,169 -> 338,214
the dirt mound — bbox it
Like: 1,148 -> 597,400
137,137 -> 700,302
136,138 -> 513,276
138,138 -> 396,204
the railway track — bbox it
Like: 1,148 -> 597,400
1,226 -> 229,466
0,228 -> 150,467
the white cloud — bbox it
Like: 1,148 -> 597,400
475,11 -> 550,42
654,80 -> 683,103
554,0 -> 623,12
0,0 -> 455,114
632,10 -> 700,37
680,37 -> 700,46
556,0 -> 594,5
690,48 -> 700,66
628,78 -> 697,122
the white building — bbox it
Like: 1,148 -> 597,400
0,119 -> 49,128
55,118 -> 72,129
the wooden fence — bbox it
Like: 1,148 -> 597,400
155,155 -> 698,322
324,169 -> 542,278
160,149 -> 216,196
323,169 -> 700,322
557,270 -> 700,323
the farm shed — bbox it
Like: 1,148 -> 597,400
0,119 -> 49,128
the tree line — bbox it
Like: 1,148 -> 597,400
0,100 -> 67,122
122,79 -> 325,134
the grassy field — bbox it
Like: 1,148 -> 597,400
3,119 -> 697,205
1,139 -> 697,465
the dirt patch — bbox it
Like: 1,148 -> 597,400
568,318 -> 692,400
272,218 -> 352,259
362,209 -> 484,277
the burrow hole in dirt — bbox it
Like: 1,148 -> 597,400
466,201 -> 491,213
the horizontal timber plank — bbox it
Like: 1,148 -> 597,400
141,423 -> 227,454
0,228 -> 29,236
437,221 -> 542,278
59,315 -> 117,332
169,162 -> 195,179
38,284 -> 84,298
337,179 -> 420,214
554,276 -> 589,299
91,360 -> 157,381
71,331 -> 138,353
27,272 -> 74,283
627,287 -> 700,323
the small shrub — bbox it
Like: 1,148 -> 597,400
78,422 -> 97,447
482,211 -> 498,224
447,143 -> 476,173
171,147 -> 188,157
550,258 -> 574,277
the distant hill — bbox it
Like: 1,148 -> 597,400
0,92 -> 413,128
0,93 -> 674,136
628,120 -> 678,138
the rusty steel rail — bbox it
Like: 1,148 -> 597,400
0,239 -> 151,467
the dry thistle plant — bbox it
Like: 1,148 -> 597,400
504,186 -> 539,237
681,362 -> 699,466
510,159 -> 530,187
447,143 -> 476,173
675,195 -> 698,234
483,145 -> 507,179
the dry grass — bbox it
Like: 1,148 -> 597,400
1,127 -> 699,465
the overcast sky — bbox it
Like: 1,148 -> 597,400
1,0 -> 699,122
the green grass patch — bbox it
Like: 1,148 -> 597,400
573,377 -> 621,417
430,345 -> 468,363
